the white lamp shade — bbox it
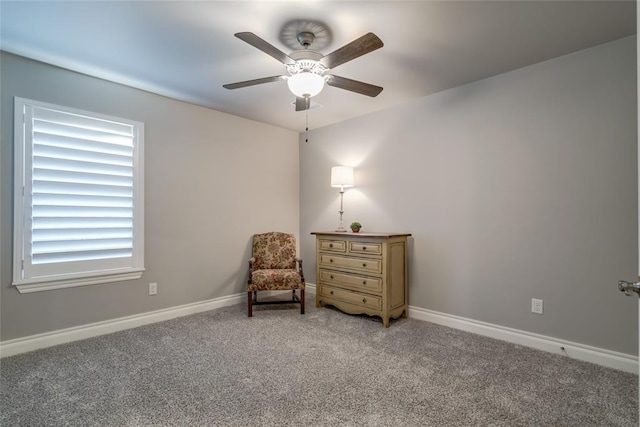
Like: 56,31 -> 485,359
287,72 -> 325,98
331,166 -> 354,188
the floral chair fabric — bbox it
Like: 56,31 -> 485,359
248,269 -> 303,291
247,232 -> 305,317
251,232 -> 297,270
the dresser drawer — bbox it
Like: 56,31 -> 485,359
320,285 -> 382,310
319,254 -> 382,274
319,269 -> 382,293
348,241 -> 382,255
318,239 -> 347,253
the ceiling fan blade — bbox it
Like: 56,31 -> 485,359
235,32 -> 295,65
326,75 -> 383,97
295,97 -> 310,111
223,75 -> 286,90
320,33 -> 383,70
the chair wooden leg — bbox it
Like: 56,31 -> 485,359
300,289 -> 305,314
247,291 -> 253,317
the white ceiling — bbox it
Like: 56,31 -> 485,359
1,1 -> 635,132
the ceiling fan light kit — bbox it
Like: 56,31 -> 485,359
223,23 -> 384,112
287,72 -> 325,98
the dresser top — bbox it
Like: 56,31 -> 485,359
311,231 -> 411,238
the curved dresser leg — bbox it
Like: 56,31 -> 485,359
383,316 -> 390,328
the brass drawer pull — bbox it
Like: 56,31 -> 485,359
362,298 -> 367,303
363,281 -> 366,285
330,275 -> 334,279
329,243 -> 333,248
329,259 -> 333,263
362,263 -> 367,267
330,290 -> 334,295
363,246 -> 367,250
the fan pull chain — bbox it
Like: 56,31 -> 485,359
305,110 -> 309,143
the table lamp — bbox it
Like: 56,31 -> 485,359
331,166 -> 355,232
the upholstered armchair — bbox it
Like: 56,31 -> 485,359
247,232 -> 305,317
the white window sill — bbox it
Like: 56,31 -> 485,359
14,269 -> 145,293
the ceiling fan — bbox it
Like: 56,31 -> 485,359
223,28 -> 384,111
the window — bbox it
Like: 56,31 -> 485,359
13,97 -> 144,293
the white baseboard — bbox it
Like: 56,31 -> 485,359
408,305 -> 638,374
2,283 -> 636,374
0,292 -> 246,358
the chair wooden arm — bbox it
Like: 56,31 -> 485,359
248,257 -> 256,283
295,258 -> 305,282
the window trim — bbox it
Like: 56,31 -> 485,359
13,97 -> 145,293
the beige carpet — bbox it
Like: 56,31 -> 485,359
1,294 -> 637,426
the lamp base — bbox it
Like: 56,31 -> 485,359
335,227 -> 347,233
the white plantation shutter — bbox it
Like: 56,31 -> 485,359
13,98 -> 144,292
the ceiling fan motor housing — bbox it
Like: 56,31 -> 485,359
287,58 -> 327,76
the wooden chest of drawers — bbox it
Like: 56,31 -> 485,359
311,232 -> 411,327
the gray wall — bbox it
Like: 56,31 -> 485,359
300,37 -> 638,355
2,36 -> 637,356
1,52 -> 299,341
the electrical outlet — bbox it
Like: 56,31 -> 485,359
149,282 -> 158,296
531,298 -> 543,314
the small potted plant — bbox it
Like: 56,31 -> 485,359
350,222 -> 362,233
